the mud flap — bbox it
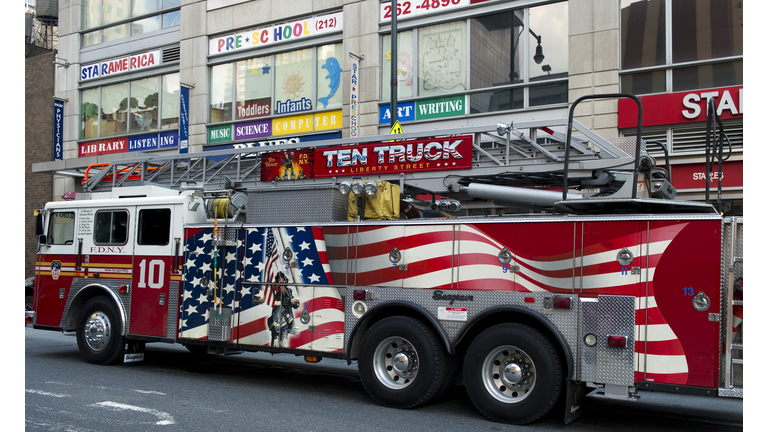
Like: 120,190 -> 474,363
124,340 -> 146,363
563,380 -> 586,424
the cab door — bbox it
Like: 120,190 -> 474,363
130,206 -> 175,338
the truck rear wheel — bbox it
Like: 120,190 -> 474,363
358,316 -> 448,409
463,323 -> 562,424
76,296 -> 125,365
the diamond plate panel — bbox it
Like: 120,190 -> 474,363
167,280 -> 180,339
344,287 -> 581,380
208,307 -> 232,342
247,186 -> 348,224
579,298 -> 599,383
596,295 -> 635,386
719,218 -> 744,391
59,278 -> 131,335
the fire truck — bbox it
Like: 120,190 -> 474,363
30,95 -> 743,424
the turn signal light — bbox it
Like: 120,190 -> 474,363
607,335 -> 627,348
119,285 -> 129,294
353,289 -> 367,300
304,355 -> 322,363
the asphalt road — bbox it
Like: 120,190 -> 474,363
24,328 -> 744,431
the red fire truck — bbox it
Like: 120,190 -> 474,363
30,96 -> 743,424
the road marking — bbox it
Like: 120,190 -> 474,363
25,389 -> 70,398
133,390 -> 166,395
90,401 -> 175,425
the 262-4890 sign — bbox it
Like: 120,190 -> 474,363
381,0 -> 470,20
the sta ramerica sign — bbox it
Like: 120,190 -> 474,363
618,86 -> 742,128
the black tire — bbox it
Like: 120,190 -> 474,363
76,297 -> 125,365
463,323 -> 562,424
25,295 -> 33,311
358,316 -> 448,409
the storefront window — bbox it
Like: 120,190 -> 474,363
382,2 -> 568,115
621,0 -> 666,69
672,60 -> 743,92
102,23 -> 128,43
470,88 -> 523,114
82,74 -> 179,139
671,0 -> 742,63
274,48 -> 313,115
418,21 -> 467,98
132,0 -> 161,16
131,15 -> 161,36
161,73 -> 180,129
210,63 -> 233,123
162,10 -> 180,28
100,82 -> 129,137
529,2 -> 568,82
82,88 -> 100,140
621,0 -> 743,94
382,30 -> 415,101
316,44 -> 344,110
83,30 -> 100,47
235,56 -> 272,120
621,70 -> 666,95
102,0 -> 128,26
81,0 -> 181,47
129,77 -> 159,134
470,11 -> 523,89
83,0 -> 102,30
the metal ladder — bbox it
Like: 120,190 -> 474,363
722,217 -> 743,397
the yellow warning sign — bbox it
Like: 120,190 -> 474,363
389,120 -> 404,135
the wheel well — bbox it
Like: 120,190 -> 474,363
453,309 -> 572,379
64,285 -> 126,334
347,303 -> 449,363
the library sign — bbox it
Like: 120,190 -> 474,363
79,131 -> 179,157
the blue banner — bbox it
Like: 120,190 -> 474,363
379,101 -> 415,124
179,85 -> 190,154
53,99 -> 64,161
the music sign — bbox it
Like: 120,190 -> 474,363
313,135 -> 473,177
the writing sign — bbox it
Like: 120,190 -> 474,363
80,50 -> 160,81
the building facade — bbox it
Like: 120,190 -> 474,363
42,0 -> 743,214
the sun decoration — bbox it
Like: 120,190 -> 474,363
282,70 -> 305,99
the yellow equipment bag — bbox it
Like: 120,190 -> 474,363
348,181 -> 400,221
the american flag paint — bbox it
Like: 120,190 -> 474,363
180,226 -> 344,352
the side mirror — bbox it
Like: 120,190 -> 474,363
38,234 -> 47,245
35,213 -> 44,238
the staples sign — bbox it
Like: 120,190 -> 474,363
618,86 -> 742,128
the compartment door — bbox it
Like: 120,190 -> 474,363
130,206 -> 174,338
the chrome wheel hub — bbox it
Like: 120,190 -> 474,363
373,336 -> 419,389
84,311 -> 111,352
482,345 -> 536,403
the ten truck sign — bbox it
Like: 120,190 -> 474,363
618,86 -> 743,128
80,50 -> 161,81
313,135 -> 473,177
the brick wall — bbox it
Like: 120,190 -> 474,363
25,44 -> 55,277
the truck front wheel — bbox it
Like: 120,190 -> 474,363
358,316 -> 448,409
76,296 -> 125,365
463,323 -> 562,424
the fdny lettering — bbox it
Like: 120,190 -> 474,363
432,290 -> 474,305
89,246 -> 126,254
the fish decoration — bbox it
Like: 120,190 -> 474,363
318,57 -> 342,109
